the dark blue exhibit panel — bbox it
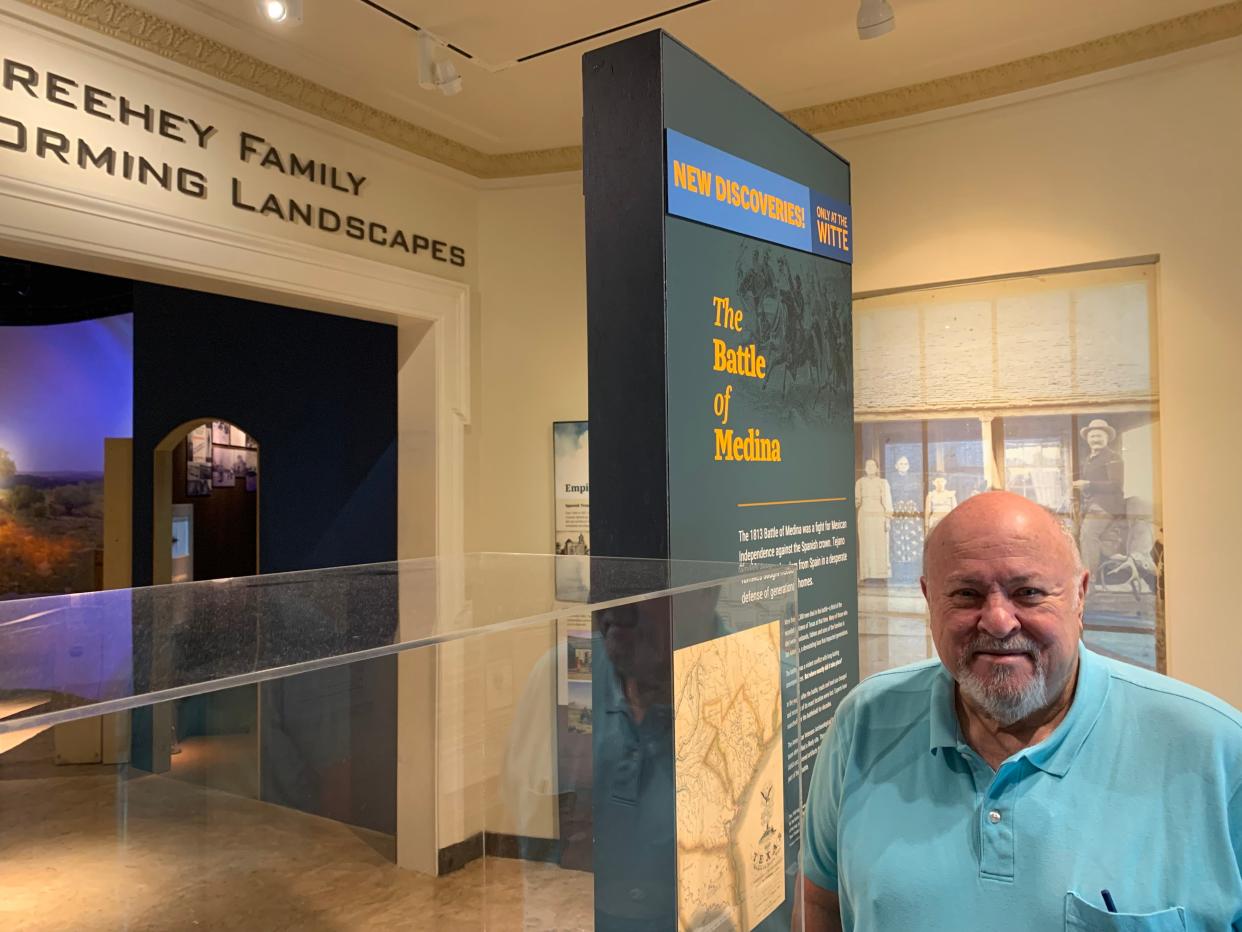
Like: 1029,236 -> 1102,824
586,30 -> 858,932
131,285 -> 398,834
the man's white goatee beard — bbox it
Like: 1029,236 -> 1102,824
957,664 -> 1052,727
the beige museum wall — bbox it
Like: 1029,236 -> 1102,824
472,45 -> 1242,709
472,181 -> 587,554
466,184 -> 585,840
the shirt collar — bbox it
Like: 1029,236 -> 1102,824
928,662 -> 960,753
1023,643 -> 1110,776
929,642 -> 1111,777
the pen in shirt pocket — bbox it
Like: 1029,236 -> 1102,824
1100,889 -> 1118,913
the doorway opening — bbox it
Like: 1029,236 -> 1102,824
0,188 -> 467,869
156,419 -> 260,798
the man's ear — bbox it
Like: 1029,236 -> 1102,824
920,576 -> 929,601
1076,570 -> 1090,627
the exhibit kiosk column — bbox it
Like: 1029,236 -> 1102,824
584,31 -> 861,931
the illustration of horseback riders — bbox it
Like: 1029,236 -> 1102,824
763,255 -> 827,398
737,247 -> 777,331
734,243 -> 849,411
813,270 -> 851,405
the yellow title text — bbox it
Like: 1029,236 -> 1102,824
673,160 -> 806,230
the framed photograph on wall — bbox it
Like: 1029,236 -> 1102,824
228,449 -> 248,481
211,421 -> 232,447
211,444 -> 235,488
566,680 -> 593,735
186,461 -> 212,497
243,450 -> 258,492
186,424 -> 211,464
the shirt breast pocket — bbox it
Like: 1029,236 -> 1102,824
1065,892 -> 1187,931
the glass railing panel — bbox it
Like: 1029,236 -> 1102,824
0,554 -> 770,734
0,555 -> 800,929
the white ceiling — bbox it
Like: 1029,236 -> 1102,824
402,0 -> 683,64
131,0 -> 1224,154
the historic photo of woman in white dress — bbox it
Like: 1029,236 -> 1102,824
925,474 -> 958,532
855,458 -> 893,581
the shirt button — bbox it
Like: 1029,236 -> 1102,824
988,810 -> 1002,824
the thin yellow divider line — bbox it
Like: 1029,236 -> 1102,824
737,496 -> 847,508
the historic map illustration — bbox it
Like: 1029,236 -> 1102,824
673,621 -> 785,931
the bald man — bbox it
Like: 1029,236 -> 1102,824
797,492 -> 1242,931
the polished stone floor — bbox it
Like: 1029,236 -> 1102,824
168,733 -> 260,799
0,736 -> 593,932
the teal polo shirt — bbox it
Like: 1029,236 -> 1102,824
802,644 -> 1242,930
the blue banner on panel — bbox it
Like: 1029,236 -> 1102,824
667,129 -> 809,253
666,129 -> 852,264
809,191 -> 852,263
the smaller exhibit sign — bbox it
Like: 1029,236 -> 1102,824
553,421 -> 590,557
552,421 -> 595,871
553,420 -> 591,709
553,420 -> 590,604
666,130 -> 852,264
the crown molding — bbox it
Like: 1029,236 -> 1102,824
12,0 -> 497,176
14,0 -> 1242,180
784,0 -> 1242,135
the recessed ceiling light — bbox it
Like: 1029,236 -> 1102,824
259,0 -> 302,25
857,0 -> 895,40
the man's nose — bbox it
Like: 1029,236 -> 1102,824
978,592 -> 1020,638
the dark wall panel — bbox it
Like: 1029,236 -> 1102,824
131,286 -> 397,581
131,285 -> 399,834
584,31 -> 671,563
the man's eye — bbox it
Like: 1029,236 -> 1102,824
949,589 -> 979,599
1014,587 -> 1044,599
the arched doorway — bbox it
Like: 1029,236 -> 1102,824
154,419 -> 260,797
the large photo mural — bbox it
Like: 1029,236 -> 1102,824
0,314 -> 133,597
